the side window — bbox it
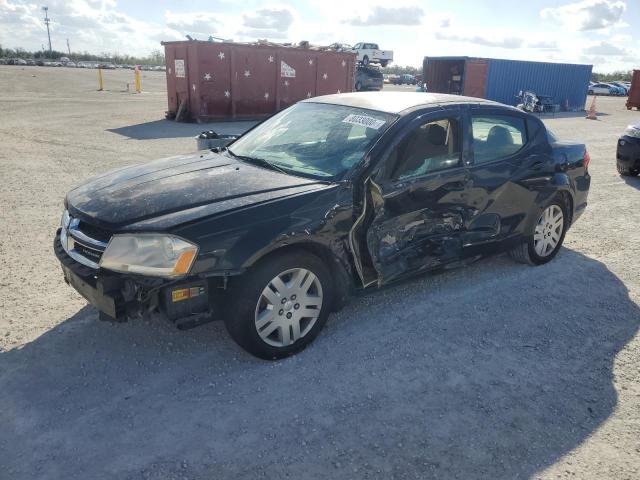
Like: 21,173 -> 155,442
389,118 -> 462,180
471,115 -> 527,164
371,44 -> 379,50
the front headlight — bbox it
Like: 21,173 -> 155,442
624,125 -> 640,138
100,234 -> 198,278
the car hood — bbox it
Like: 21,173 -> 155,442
66,151 -> 331,230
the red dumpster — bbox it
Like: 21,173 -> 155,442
626,70 -> 640,110
162,40 -> 356,121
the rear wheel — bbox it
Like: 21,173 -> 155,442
510,199 -> 567,265
617,163 -> 640,176
223,251 -> 333,359
355,81 -> 363,91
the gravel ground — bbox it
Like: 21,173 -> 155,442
0,66 -> 638,479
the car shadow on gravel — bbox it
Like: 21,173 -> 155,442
1,248 -> 638,479
107,120 -> 256,140
621,174 -> 640,190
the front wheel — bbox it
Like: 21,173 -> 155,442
223,251 -> 333,359
362,55 -> 369,66
510,200 -> 568,265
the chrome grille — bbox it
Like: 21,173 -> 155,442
61,211 -> 110,269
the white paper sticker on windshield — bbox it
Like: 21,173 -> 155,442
342,114 -> 386,130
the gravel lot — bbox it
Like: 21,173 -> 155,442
0,66 -> 638,479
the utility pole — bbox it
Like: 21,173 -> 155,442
42,6 -> 52,55
66,38 -> 71,56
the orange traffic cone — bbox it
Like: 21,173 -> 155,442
586,97 -> 597,120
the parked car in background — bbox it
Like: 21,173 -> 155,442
589,83 -> 618,96
348,43 -> 393,67
516,91 -> 558,113
610,82 -> 629,95
355,66 -> 383,91
54,92 -> 590,359
617,122 -> 640,176
391,74 -> 416,85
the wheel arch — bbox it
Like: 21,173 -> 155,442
240,240 -> 355,311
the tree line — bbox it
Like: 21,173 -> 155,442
0,44 -> 165,66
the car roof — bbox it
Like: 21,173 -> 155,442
303,92 -> 508,115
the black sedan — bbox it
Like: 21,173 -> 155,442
55,92 -> 591,359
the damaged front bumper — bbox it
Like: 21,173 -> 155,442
54,231 -> 216,327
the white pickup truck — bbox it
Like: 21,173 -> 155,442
349,43 -> 393,67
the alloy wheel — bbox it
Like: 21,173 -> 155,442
534,205 -> 564,257
254,268 -> 323,347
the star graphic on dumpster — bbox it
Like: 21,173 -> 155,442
268,56 -> 274,63
306,92 -> 312,98
192,83 -> 196,91
337,89 -> 341,94
168,68 -> 172,75
244,70 -> 251,77
322,73 -> 328,80
264,92 -> 270,100
284,80 -> 289,86
308,59 -> 313,65
341,60 -> 346,67
218,52 -> 225,60
204,73 -> 212,81
224,90 -> 230,98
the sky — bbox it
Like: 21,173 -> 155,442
0,0 -> 638,72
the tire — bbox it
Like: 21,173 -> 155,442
510,197 -> 568,266
223,250 -> 334,359
617,163 -> 640,176
362,55 -> 369,66
355,81 -> 363,91
588,90 -> 593,95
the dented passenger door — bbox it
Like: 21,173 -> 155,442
362,111 -> 472,285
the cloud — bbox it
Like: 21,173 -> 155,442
242,7 -> 293,30
435,31 -> 524,49
0,0 -> 165,56
540,0 -> 626,31
583,40 -> 627,55
237,7 -> 294,40
527,40 -> 560,51
164,11 -> 219,36
346,6 -> 424,26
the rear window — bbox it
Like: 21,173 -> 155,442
471,115 -> 527,164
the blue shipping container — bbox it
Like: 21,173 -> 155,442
423,56 -> 593,111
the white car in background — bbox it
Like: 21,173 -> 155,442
348,43 -> 393,67
588,83 -> 617,96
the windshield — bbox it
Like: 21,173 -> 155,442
228,102 -> 396,179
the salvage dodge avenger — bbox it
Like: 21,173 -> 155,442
55,92 -> 590,359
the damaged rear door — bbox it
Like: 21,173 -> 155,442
354,109 -> 472,285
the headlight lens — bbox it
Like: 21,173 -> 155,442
624,125 -> 640,138
100,234 -> 198,277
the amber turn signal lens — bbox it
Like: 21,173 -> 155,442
173,249 -> 197,275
